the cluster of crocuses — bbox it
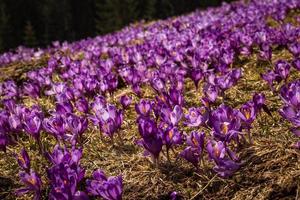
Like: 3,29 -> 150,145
13,146 -> 123,200
135,84 -> 266,176
0,99 -> 43,152
90,95 -> 124,143
279,80 -> 300,149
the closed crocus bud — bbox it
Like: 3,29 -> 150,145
76,97 -> 89,113
258,43 -> 272,61
203,84 -> 218,102
119,95 -> 132,108
15,148 -> 31,172
169,191 -> 182,200
275,60 -> 291,81
252,93 -> 266,112
23,115 -> 42,140
151,77 -> 166,93
168,88 -> 184,106
261,70 -> 278,90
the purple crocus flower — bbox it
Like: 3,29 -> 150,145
185,107 -> 208,127
203,84 -> 218,102
23,82 -> 40,99
288,42 -> 300,57
186,131 -> 205,151
161,105 -> 183,126
261,70 -> 278,90
135,99 -> 153,117
162,126 -> 183,153
238,102 -> 256,126
180,147 -> 201,168
207,140 -> 240,177
253,93 -> 266,111
119,95 -> 132,108
292,58 -> 300,71
43,115 -> 66,140
94,104 -> 123,140
16,170 -> 42,200
75,97 -> 89,113
8,114 -> 22,131
168,88 -> 184,107
137,117 -> 163,164
55,101 -> 74,116
65,114 -> 88,143
189,68 -> 203,89
15,148 -> 31,172
180,131 -> 205,168
23,114 -> 42,141
210,104 -> 241,142
47,145 -> 87,200
274,60 -> 291,81
86,169 -> 123,200
151,77 -> 166,93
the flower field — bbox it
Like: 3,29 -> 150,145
0,0 -> 300,199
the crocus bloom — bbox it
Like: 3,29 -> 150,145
185,107 -> 208,127
210,104 -> 241,142
92,104 -> 123,140
162,126 -> 183,150
43,115 -> 66,140
207,140 -> 240,177
47,145 -> 87,200
180,147 -> 201,168
238,101 -> 256,126
75,97 -> 89,113
135,99 -> 153,116
119,95 -> 132,108
16,170 -> 42,200
161,105 -> 183,126
203,84 -> 218,102
15,148 -> 31,172
274,60 -> 291,81
65,114 -> 88,143
86,169 -> 123,200
186,131 -> 205,152
292,58 -> 300,71
180,131 -> 205,168
137,118 -> 163,163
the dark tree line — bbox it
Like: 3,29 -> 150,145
0,0 -> 232,53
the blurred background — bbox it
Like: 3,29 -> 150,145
0,0 -> 233,53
